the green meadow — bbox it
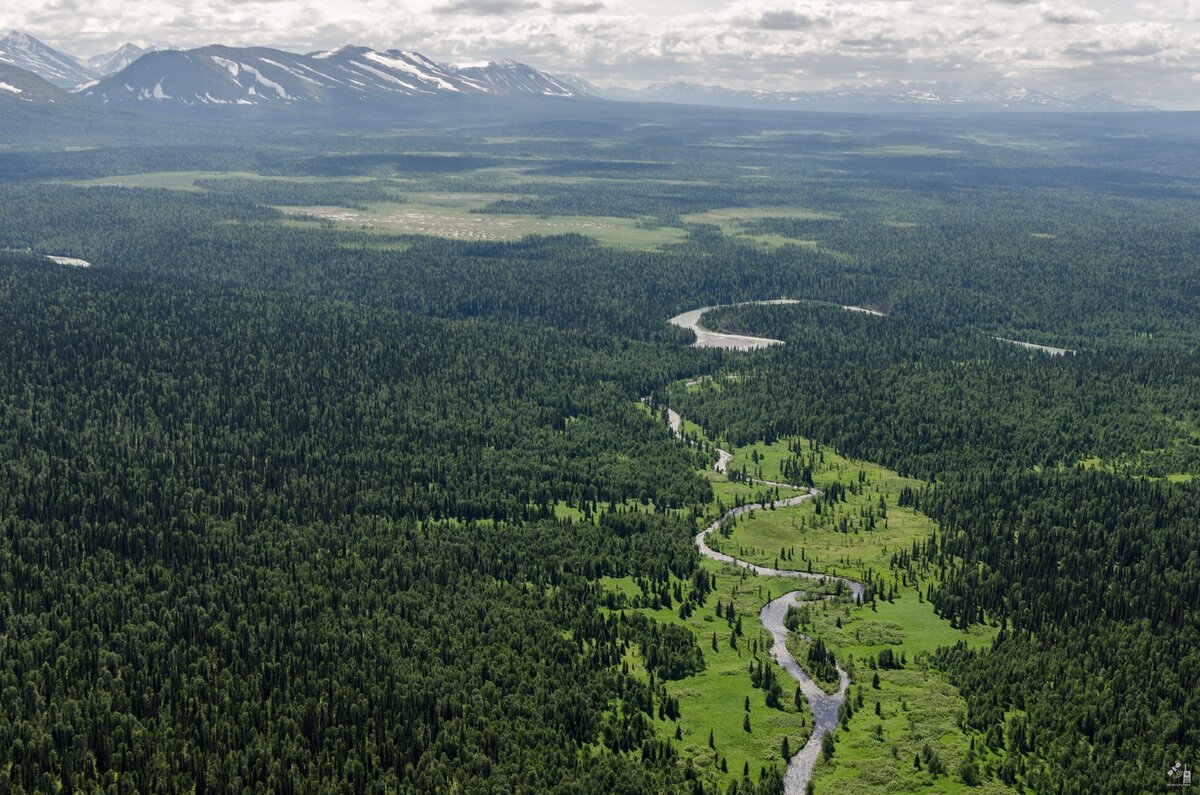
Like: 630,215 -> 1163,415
618,401 -> 1017,793
278,197 -> 686,249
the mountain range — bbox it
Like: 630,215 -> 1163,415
0,29 -> 1153,115
76,44 -> 581,106
607,80 -> 1146,113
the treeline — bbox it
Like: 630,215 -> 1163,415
193,176 -> 405,208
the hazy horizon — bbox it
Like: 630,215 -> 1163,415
3,0 -> 1198,109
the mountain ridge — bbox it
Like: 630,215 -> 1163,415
80,44 -> 588,107
87,43 -> 158,77
604,79 -> 1150,113
0,30 -> 94,88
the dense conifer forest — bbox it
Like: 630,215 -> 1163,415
0,106 -> 1196,792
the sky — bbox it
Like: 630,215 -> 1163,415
5,0 -> 1200,107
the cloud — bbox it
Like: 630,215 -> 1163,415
754,10 -> 823,30
1040,1 -> 1099,25
552,1 -> 604,13
1060,22 -> 1173,58
435,0 -> 540,15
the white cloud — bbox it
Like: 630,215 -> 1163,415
1039,1 -> 1100,25
1,0 -> 1197,106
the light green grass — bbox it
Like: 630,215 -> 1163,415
693,426 -> 1014,793
679,206 -> 838,250
628,394 -> 1017,791
855,145 -> 963,156
64,170 -> 378,191
714,504 -> 936,584
1078,452 -> 1198,484
956,133 -> 1071,151
603,563 -> 842,790
797,596 -> 1006,794
719,437 -> 931,583
472,164 -> 714,188
277,197 -> 686,250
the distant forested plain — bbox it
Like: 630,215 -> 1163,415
0,104 -> 1197,793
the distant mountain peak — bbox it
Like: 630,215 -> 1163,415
87,43 -> 157,76
0,30 -> 94,88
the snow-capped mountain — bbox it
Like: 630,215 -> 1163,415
605,80 -> 1147,113
449,59 -> 581,96
607,82 -> 737,105
87,43 -> 157,77
0,31 -> 94,88
553,73 -> 604,97
80,45 -> 589,107
967,85 -> 1137,111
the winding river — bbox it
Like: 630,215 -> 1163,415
662,300 -> 867,794
668,299 -> 886,351
668,299 -> 800,350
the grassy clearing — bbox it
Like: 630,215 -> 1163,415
472,164 -> 715,188
276,196 -> 686,250
795,595 -> 1007,794
675,412 -> 1013,793
603,562 -> 842,791
628,390 -> 1018,790
601,418 -> 829,790
1077,450 -> 1199,484
678,207 -> 839,250
706,473 -> 805,515
720,437 -> 931,582
64,170 -> 379,191
678,206 -> 840,222
854,145 -> 964,156
955,133 -> 1069,151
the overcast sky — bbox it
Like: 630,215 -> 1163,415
5,0 -> 1199,107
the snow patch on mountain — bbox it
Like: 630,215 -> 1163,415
364,51 -> 459,92
211,56 -> 240,78
347,59 -> 424,92
241,63 -> 291,99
